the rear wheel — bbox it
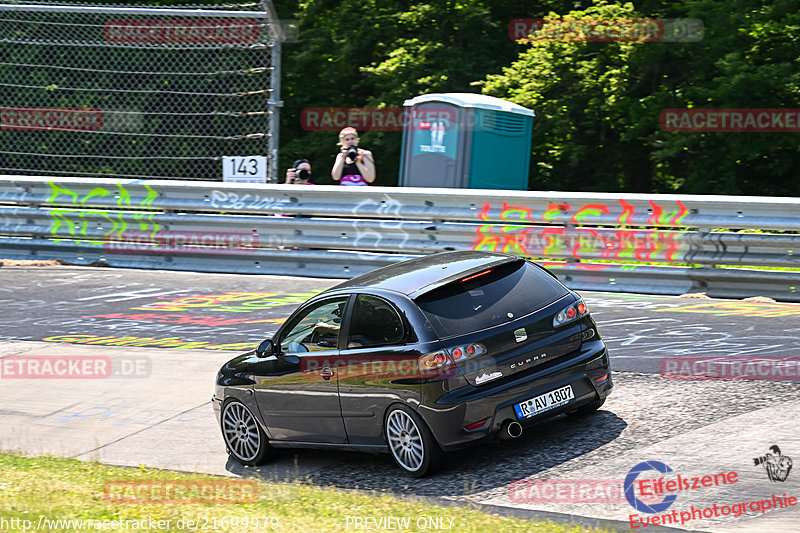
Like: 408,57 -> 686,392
566,396 -> 606,416
385,404 -> 442,477
221,399 -> 274,465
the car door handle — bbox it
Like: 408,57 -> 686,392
320,367 -> 335,380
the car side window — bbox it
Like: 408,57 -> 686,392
280,296 -> 348,353
347,294 -> 405,349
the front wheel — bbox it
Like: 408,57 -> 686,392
221,399 -> 274,466
385,404 -> 442,477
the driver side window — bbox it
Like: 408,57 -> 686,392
280,296 -> 348,354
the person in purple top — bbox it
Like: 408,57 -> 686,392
331,127 -> 375,186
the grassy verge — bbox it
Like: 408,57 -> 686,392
0,453 -> 603,533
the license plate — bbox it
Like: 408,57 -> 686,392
514,385 -> 574,419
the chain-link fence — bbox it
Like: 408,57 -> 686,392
0,1 -> 281,181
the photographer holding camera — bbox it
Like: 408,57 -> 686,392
285,159 -> 313,185
331,127 -> 375,186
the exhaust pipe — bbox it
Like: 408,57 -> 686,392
499,420 -> 523,439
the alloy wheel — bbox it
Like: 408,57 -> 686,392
222,401 -> 261,462
386,408 -> 425,472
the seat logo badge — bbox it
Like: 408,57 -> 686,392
475,371 -> 502,385
514,328 -> 527,343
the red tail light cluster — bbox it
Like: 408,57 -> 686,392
449,343 -> 486,361
419,350 -> 452,371
418,343 -> 487,370
553,298 -> 589,327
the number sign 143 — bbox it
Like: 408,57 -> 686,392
223,156 -> 267,183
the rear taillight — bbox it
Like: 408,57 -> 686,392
418,343 -> 486,370
448,343 -> 486,361
553,298 -> 589,327
419,350 -> 452,370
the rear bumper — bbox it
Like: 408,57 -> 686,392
418,340 -> 612,451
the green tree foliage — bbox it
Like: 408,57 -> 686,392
481,0 -> 800,195
275,0 -> 559,185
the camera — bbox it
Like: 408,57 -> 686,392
345,146 -> 360,162
289,159 -> 311,183
753,445 -> 783,466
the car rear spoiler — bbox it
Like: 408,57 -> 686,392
407,255 -> 524,300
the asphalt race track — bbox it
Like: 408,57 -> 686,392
1,265 -> 799,532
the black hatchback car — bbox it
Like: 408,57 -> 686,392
213,251 -> 612,476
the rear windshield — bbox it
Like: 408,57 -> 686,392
415,260 -> 568,338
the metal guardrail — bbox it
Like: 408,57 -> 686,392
1,176 -> 799,301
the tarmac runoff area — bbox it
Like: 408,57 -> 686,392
1,337 -> 798,532
0,266 -> 799,532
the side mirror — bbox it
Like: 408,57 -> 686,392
255,339 -> 274,357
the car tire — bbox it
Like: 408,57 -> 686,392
384,404 -> 442,477
566,396 -> 606,416
220,399 -> 274,466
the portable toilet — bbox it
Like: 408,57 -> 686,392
398,93 -> 534,190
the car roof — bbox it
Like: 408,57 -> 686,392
326,251 -> 522,298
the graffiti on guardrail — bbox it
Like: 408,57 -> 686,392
46,183 -> 293,250
474,199 -> 690,227
351,197 -> 411,251
47,181 -> 160,246
209,189 -> 286,211
474,202 -> 689,263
